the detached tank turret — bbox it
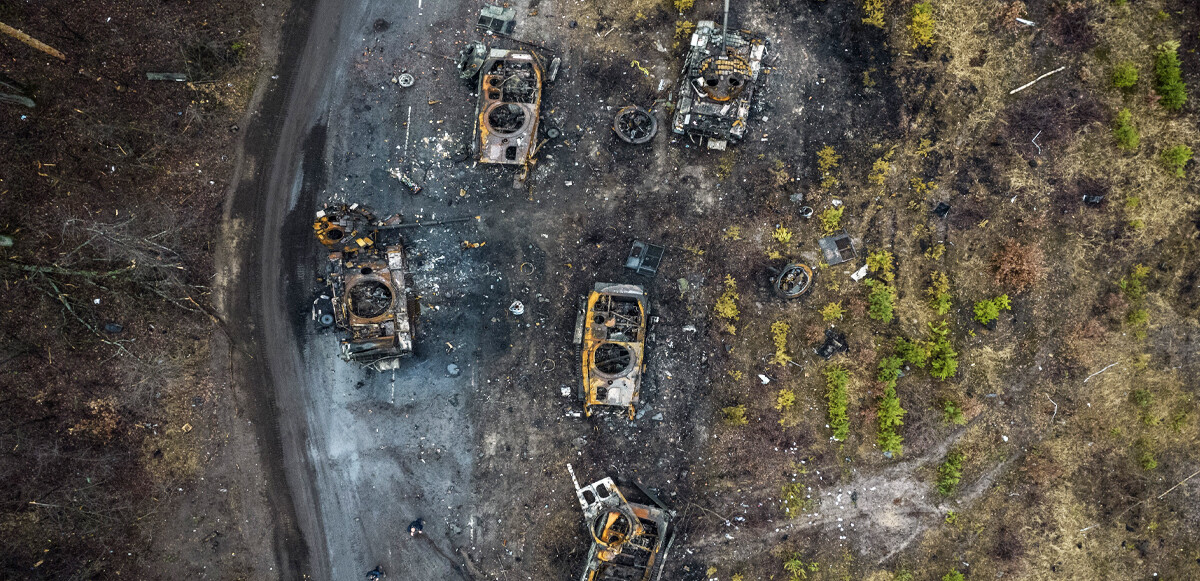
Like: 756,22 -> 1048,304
670,19 -> 768,150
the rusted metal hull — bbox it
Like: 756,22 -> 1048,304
578,283 -> 648,419
475,49 -> 543,165
569,466 -> 672,581
314,205 -> 414,370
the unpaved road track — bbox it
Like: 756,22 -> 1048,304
224,0 -> 476,577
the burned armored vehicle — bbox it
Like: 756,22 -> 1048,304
670,18 -> 768,150
574,283 -> 648,419
313,204 -> 413,370
568,465 -> 673,581
468,48 -> 543,165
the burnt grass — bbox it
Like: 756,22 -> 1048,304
4,0 -> 1200,579
0,0 -> 271,578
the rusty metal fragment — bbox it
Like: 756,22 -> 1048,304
474,49 -> 542,165
313,204 -> 413,370
670,19 -> 768,149
817,230 -> 857,266
613,106 -> 657,145
574,283 -> 647,419
568,465 -> 673,581
772,263 -> 813,299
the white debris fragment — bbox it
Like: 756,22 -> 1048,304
758,374 -> 770,384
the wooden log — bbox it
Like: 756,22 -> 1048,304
0,21 -> 66,61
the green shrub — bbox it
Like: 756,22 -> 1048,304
862,0 -> 886,29
867,249 -> 896,283
895,337 -> 930,368
1119,264 -> 1150,302
907,2 -> 935,49
942,571 -> 965,581
1139,450 -> 1158,471
783,554 -> 820,580
817,145 -> 841,189
865,279 -> 896,323
877,385 -> 906,456
1112,62 -> 1138,89
1112,108 -> 1140,150
928,322 -> 958,380
825,366 -> 851,441
770,320 -> 792,366
821,301 -> 845,322
1154,41 -> 1188,110
876,355 -> 907,456
781,483 -> 815,517
973,294 -> 1012,324
927,271 -> 951,315
819,206 -> 845,234
1127,307 -> 1149,328
714,275 -> 740,334
776,388 -> 796,411
1161,144 -> 1193,178
942,400 -> 966,425
721,405 -> 749,426
937,451 -> 964,495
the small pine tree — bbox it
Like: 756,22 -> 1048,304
1154,41 -> 1188,110
1112,108 -> 1140,150
1111,62 -> 1138,89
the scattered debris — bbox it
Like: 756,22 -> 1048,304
145,72 -> 188,82
850,264 -> 869,282
625,241 -> 665,277
932,202 -> 951,218
772,263 -> 814,299
397,73 -> 415,87
670,13 -> 769,149
388,167 -> 422,194
447,363 -> 461,377
103,323 -> 124,334
613,106 -> 658,145
575,283 -> 648,419
817,231 -> 857,266
477,5 -> 516,35
815,328 -> 849,360
313,204 -> 414,370
455,41 -> 489,81
758,374 -> 770,384
567,464 -> 674,581
1009,66 -> 1066,95
509,300 -> 525,316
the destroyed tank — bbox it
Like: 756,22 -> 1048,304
472,48 -> 543,164
568,465 -> 673,581
670,19 -> 768,150
313,204 -> 413,370
574,283 -> 648,419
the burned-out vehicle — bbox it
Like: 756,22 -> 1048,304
568,465 -> 673,581
312,204 -> 413,370
670,17 -> 768,150
471,48 -> 543,164
574,283 -> 648,419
